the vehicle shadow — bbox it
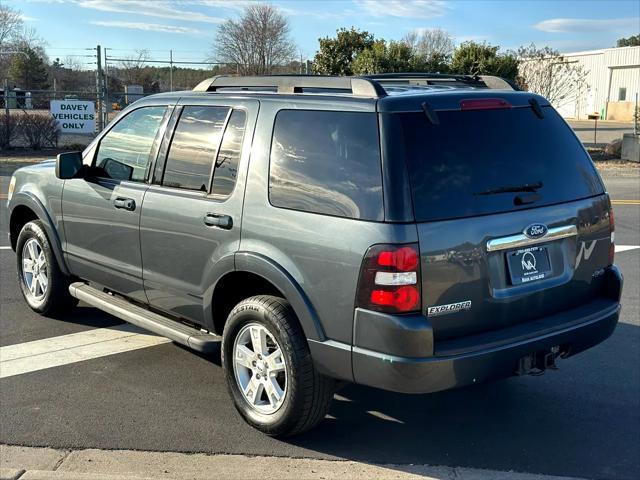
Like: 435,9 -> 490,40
284,322 -> 640,480
173,321 -> 639,479
45,305 -> 125,329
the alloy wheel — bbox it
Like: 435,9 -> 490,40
22,238 -> 48,302
233,323 -> 288,414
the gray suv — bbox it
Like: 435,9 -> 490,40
7,74 -> 623,436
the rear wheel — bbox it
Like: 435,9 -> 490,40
222,295 -> 334,437
16,220 -> 78,315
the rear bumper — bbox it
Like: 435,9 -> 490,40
351,265 -> 622,394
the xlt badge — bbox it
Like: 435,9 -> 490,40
427,301 -> 472,317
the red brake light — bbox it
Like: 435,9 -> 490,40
460,98 -> 512,111
357,243 -> 421,314
377,247 -> 419,271
371,286 -> 420,312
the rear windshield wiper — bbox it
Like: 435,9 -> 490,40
474,181 -> 543,196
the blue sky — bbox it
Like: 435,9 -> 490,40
12,0 -> 640,68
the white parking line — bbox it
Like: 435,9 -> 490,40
616,245 -> 640,253
0,246 -> 11,250
0,324 -> 171,379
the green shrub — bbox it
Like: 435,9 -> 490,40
18,111 -> 60,150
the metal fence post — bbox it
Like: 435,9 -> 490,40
635,92 -> 638,137
4,78 -> 9,120
170,50 -> 173,92
95,44 -> 104,132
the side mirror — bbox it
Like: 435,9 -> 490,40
55,151 -> 84,179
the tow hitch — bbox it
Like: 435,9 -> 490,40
516,346 -> 562,376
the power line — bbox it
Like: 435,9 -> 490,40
105,58 -> 224,65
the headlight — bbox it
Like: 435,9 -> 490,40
7,176 -> 16,202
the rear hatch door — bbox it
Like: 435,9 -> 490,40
382,98 -> 612,341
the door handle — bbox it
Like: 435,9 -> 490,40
204,213 -> 233,230
114,197 -> 136,211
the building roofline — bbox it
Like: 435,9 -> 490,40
561,45 -> 640,57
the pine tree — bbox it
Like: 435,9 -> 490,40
8,46 -> 50,90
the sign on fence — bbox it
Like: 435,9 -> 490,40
50,100 -> 95,134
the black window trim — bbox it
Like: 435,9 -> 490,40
207,106 -> 249,201
267,107 -> 385,223
90,104 -> 172,185
205,107 -> 233,196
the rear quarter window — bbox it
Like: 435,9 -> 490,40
269,110 -> 383,221
389,106 -> 603,222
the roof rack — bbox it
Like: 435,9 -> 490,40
192,73 -> 515,98
362,73 -> 516,90
192,75 -> 387,98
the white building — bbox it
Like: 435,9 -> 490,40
551,46 -> 639,121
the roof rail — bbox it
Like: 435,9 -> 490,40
192,75 -> 387,98
362,73 -> 516,90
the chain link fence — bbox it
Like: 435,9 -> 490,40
0,86 -> 158,151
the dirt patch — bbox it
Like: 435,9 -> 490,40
0,147 -> 88,163
591,158 -> 639,177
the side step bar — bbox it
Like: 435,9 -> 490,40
69,282 -> 220,354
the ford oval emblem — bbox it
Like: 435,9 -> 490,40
524,223 -> 548,239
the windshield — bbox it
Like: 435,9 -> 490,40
384,106 -> 604,222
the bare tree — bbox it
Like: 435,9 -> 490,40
517,44 -> 588,108
403,28 -> 455,58
0,2 -> 22,47
213,4 -> 296,75
119,49 -> 151,85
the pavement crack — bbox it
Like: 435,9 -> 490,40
53,449 -> 72,471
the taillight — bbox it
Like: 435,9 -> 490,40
608,206 -> 615,265
356,243 -> 421,314
460,98 -> 512,111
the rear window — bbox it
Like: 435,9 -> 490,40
269,110 -> 383,221
388,107 -> 603,222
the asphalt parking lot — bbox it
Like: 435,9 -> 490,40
0,162 -> 639,480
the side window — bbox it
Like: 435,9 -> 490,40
162,106 -> 229,191
211,109 -> 246,197
95,106 -> 167,182
269,110 -> 383,221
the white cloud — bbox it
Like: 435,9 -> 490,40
89,20 -> 201,34
190,0 -> 253,10
534,17 -> 640,33
453,34 -> 490,43
78,0 -> 224,24
279,6 -> 355,21
355,0 -> 449,18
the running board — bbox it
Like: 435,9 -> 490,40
69,282 -> 220,353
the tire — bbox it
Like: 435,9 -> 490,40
222,295 -> 334,437
16,220 -> 78,315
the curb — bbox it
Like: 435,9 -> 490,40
1,445 -> 588,480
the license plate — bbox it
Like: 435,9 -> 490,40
507,246 -> 551,285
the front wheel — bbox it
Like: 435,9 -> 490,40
222,295 -> 334,437
16,220 -> 78,315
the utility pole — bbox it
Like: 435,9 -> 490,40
169,50 -> 173,92
95,44 -> 104,132
103,47 -> 109,127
